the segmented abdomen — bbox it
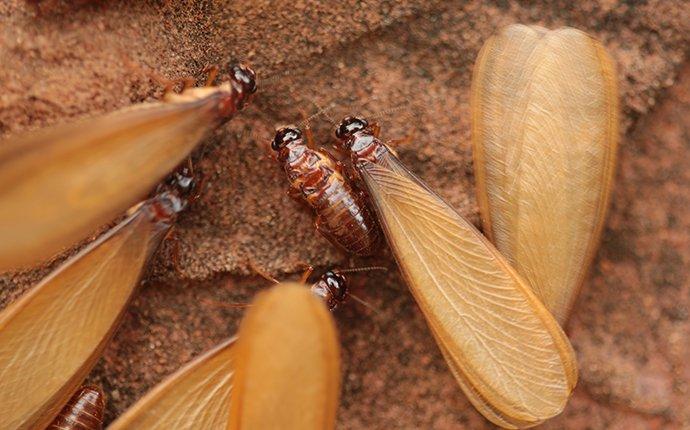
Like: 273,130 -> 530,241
286,150 -> 380,256
311,173 -> 380,256
48,386 -> 105,430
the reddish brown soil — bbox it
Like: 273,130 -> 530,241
1,0 -> 689,428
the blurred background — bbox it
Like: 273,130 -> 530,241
0,1 -> 688,428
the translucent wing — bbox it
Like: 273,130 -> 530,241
0,91 -> 223,271
109,338 -> 236,430
228,284 -> 340,430
0,204 -> 170,430
357,153 -> 577,428
471,24 -> 619,323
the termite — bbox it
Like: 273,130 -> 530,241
334,116 -> 578,428
0,164 -> 201,430
249,263 -> 385,312
112,275 -> 353,430
47,385 -> 105,430
0,63 -> 256,271
271,125 -> 381,256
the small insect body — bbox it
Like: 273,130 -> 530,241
47,386 -> 105,430
335,116 -> 578,429
272,126 -> 381,256
0,64 -> 256,271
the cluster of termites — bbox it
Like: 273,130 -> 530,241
0,21 -> 619,430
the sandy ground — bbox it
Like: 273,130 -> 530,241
1,0 -> 689,428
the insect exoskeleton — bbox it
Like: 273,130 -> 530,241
471,24 -> 619,324
0,164 -> 200,430
0,64 -> 256,271
309,270 -> 349,311
47,385 -> 105,430
335,115 -> 578,429
271,125 -> 381,256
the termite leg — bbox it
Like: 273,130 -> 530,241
369,121 -> 381,138
299,109 -> 318,149
248,260 -> 279,284
286,186 -> 302,201
319,147 -> 346,171
202,298 -> 251,309
203,64 -> 219,86
164,227 -> 184,276
387,133 -> 414,151
298,265 -> 315,284
181,77 -> 196,91
152,73 -> 194,95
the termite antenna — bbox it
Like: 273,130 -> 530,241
201,299 -> 252,309
334,266 -> 388,274
248,260 -> 280,284
348,292 -> 381,316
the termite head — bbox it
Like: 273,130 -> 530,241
335,116 -> 368,147
231,64 -> 257,96
158,164 -> 202,204
151,162 -> 203,223
311,271 -> 348,311
335,116 -> 383,165
220,64 -> 257,115
271,126 -> 303,161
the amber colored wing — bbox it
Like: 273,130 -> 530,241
228,284 -> 340,430
0,204 -> 169,430
471,24 -> 619,323
108,338 -> 237,430
357,153 -> 577,428
0,93 -> 222,271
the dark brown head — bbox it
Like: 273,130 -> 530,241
311,271 -> 348,311
335,116 -> 368,147
271,126 -> 304,161
230,64 -> 257,96
218,64 -> 256,116
151,162 -> 203,223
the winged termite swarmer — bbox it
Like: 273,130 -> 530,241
335,116 -> 577,428
0,166 -> 200,429
112,281 -> 341,430
0,64 -> 256,271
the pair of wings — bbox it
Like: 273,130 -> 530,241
110,284 -> 340,430
471,24 -> 619,324
0,90 -> 226,272
0,200 -> 171,429
354,149 -> 578,428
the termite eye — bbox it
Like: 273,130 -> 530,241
335,116 -> 368,140
324,271 -> 347,294
272,127 -> 302,151
231,64 -> 257,94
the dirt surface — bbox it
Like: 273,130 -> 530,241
1,0 -> 689,428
